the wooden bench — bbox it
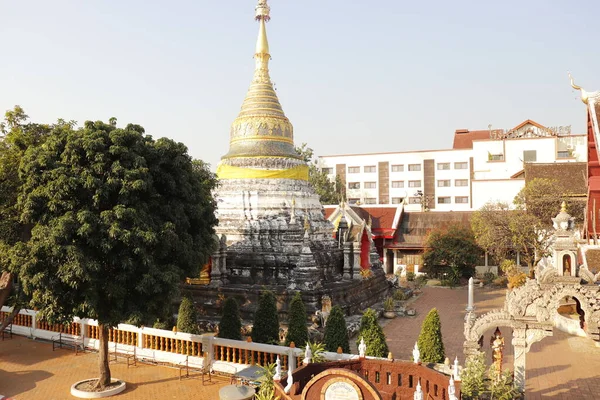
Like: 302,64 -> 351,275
178,355 -> 212,385
52,332 -> 84,354
1,323 -> 12,340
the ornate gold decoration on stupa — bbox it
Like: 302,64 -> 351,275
217,0 -> 307,181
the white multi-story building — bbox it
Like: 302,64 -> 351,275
317,120 -> 587,211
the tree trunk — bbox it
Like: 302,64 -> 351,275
0,272 -> 13,311
0,306 -> 20,333
95,324 -> 112,389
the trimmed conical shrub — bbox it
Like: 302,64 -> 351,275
323,305 -> 349,353
285,292 -> 308,347
417,308 -> 445,363
177,296 -> 200,334
219,297 -> 242,340
251,290 -> 280,345
356,308 -> 388,357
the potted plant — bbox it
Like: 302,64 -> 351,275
383,297 -> 396,319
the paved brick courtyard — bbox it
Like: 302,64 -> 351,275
1,286 -> 599,399
382,285 -> 600,399
0,337 -> 229,399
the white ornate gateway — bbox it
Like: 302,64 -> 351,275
464,204 -> 600,392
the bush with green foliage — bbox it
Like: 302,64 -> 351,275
303,341 -> 326,363
416,308 -> 445,363
285,292 -> 308,347
482,271 -> 497,285
460,352 -> 487,399
356,308 -> 388,358
177,296 -> 200,334
219,297 -> 242,340
393,289 -> 410,301
406,272 -> 416,281
255,362 -> 279,400
252,291 -> 280,345
488,363 -> 520,400
323,305 -> 349,353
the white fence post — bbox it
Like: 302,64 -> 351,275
138,326 -> 144,349
202,335 -> 214,368
30,310 -> 37,339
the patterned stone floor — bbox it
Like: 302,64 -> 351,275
0,337 -> 229,400
382,285 -> 600,399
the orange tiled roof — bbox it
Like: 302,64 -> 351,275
452,129 -> 490,149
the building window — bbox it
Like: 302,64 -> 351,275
365,198 -> 376,204
408,180 -> 421,188
391,197 -> 404,204
455,196 -> 469,204
557,150 -> 573,158
455,179 -> 468,187
391,164 -> 404,172
348,166 -> 360,173
454,162 -> 468,169
387,372 -> 392,385
408,164 -> 421,171
364,165 -> 376,173
408,197 -> 422,204
375,372 -> 380,383
348,182 -> 360,189
364,182 -> 376,189
391,181 -> 404,188
348,198 -> 360,204
321,168 -> 333,174
438,197 -> 451,204
488,153 -> 504,161
523,150 -> 537,162
437,162 -> 450,170
437,180 -> 451,187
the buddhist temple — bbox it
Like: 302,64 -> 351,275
187,0 -> 388,318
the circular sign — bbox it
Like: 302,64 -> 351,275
324,381 -> 360,400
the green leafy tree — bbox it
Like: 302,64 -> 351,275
323,305 -> 350,353
13,119 -> 218,389
219,297 -> 242,340
285,292 -> 308,347
460,351 -> 487,399
488,363 -> 520,400
252,290 -> 280,345
417,308 -> 445,363
356,308 -> 388,358
177,296 -> 200,334
472,179 -> 585,277
295,143 -> 345,204
423,224 -> 482,278
0,107 -> 63,330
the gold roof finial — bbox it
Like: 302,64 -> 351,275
254,0 -> 271,77
569,72 -> 589,104
304,214 -> 310,232
561,201 -> 567,213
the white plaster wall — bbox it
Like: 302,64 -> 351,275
471,179 -> 525,209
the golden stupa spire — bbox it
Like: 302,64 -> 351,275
219,0 -> 301,164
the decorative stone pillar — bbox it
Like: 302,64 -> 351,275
209,251 -> 222,287
287,347 -> 297,372
343,242 -> 353,280
218,235 -> 229,285
202,335 -> 215,369
512,327 -> 527,392
352,243 -> 362,280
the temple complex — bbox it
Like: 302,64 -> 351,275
187,0 -> 388,318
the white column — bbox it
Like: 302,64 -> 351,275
31,310 -> 37,339
466,277 -> 474,312
137,326 -> 144,348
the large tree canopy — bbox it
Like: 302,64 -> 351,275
295,143 -> 345,205
422,224 -> 482,278
471,178 -> 584,276
12,118 -> 218,387
0,106 -> 55,314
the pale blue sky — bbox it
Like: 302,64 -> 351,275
1,0 -> 599,170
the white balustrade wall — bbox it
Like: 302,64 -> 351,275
0,306 -> 358,375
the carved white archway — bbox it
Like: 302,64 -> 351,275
464,279 -> 600,392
